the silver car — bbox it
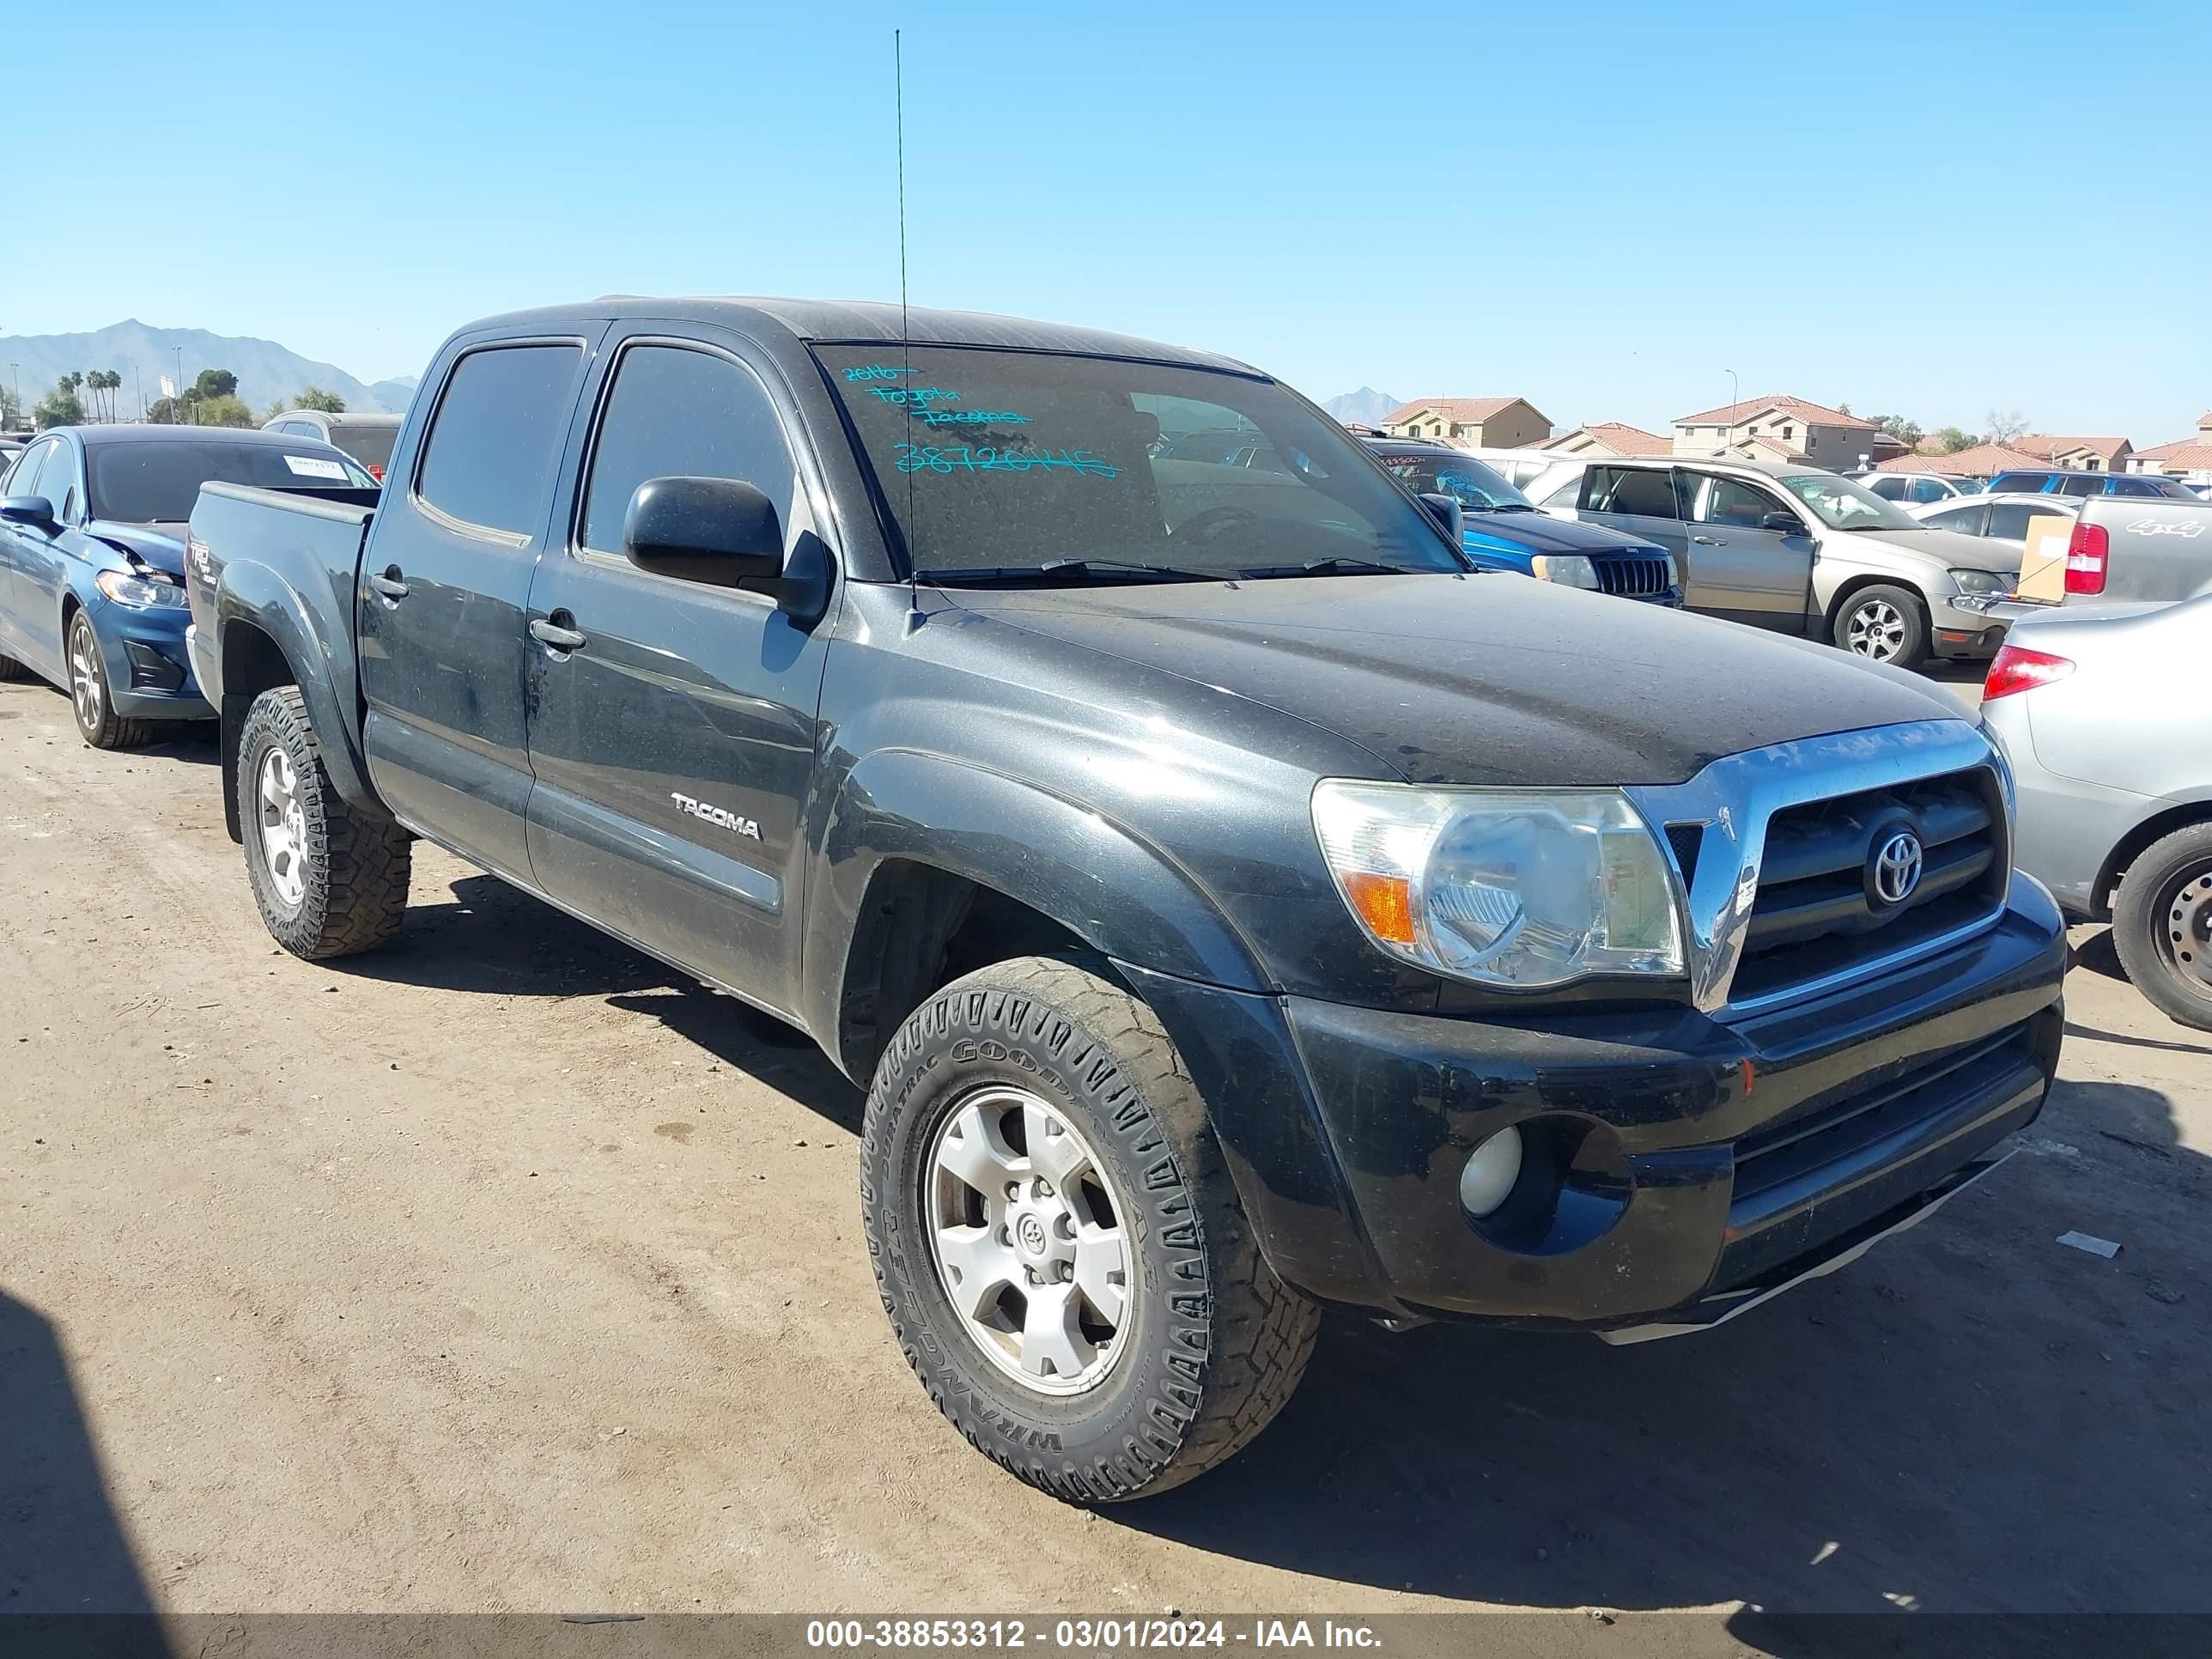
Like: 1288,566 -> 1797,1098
1908,492 -> 2082,551
1979,594 -> 2212,1029
1525,456 -> 2020,668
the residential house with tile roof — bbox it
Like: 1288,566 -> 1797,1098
1874,443 -> 2049,480
1384,397 -> 1552,448
2127,412 -> 2212,480
1670,396 -> 1881,470
2009,434 -> 2134,472
1538,421 -> 1674,459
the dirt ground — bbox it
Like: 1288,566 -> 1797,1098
4,672 -> 2209,1631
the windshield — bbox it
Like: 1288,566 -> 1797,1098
329,423 -> 398,471
1371,451 -> 1531,510
88,441 -> 375,523
1778,472 -> 1923,532
815,345 -> 1463,580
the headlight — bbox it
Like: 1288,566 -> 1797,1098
1311,781 -> 1684,988
95,569 -> 189,610
1948,568 -> 2010,597
1528,553 -> 1600,590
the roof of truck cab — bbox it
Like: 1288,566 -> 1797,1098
465,296 -> 1267,376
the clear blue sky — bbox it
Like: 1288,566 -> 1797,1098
10,0 -> 2210,441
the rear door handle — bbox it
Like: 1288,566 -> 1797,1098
1690,535 -> 1725,546
368,568 -> 410,600
530,616 -> 587,653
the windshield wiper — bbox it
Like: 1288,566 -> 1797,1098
927,558 -> 1225,586
1238,556 -> 1423,578
1475,501 -> 1540,514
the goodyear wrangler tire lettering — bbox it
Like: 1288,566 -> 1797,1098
859,955 -> 1321,1503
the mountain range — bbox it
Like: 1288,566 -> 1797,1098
1322,386 -> 1401,426
0,320 -> 417,418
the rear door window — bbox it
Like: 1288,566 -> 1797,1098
1585,465 -> 1682,518
1987,501 -> 2059,539
2057,474 -> 2100,496
415,343 -> 586,538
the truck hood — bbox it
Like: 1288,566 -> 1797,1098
1843,525 -> 2019,576
1462,510 -> 1662,557
952,573 -> 1964,787
84,519 -> 189,579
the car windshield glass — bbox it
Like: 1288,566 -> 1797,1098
329,424 -> 398,471
1778,473 -> 1922,532
814,345 -> 1462,580
1371,452 -> 1531,510
87,441 -> 374,522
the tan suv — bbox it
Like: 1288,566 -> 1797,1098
1525,455 -> 2021,668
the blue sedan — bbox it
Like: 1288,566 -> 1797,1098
0,426 -> 374,747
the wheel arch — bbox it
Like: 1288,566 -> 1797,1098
1825,571 -> 1929,633
2094,797 -> 2212,919
806,750 -> 1267,1085
212,570 -> 379,842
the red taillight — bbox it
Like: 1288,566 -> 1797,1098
1983,643 -> 2075,701
368,464 -> 386,482
2064,521 -> 2108,594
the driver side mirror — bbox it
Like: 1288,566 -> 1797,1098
0,495 -> 58,532
1417,491 -> 1464,548
1761,511 -> 1802,535
623,476 -> 784,587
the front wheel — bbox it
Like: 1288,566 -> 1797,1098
68,610 -> 155,749
2112,822 -> 2212,1031
236,685 -> 412,959
860,956 -> 1320,1502
1832,584 -> 1929,670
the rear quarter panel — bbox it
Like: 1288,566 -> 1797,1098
2076,497 -> 2212,604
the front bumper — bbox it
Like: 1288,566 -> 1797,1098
93,597 -> 210,720
1124,878 -> 2065,1330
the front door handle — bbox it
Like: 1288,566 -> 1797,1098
530,616 -> 587,653
368,567 -> 410,600
1690,535 -> 1725,546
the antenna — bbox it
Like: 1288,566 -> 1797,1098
896,27 -> 920,620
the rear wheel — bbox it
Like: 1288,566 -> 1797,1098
237,685 -> 412,959
68,610 -> 156,749
860,956 -> 1320,1502
2112,823 -> 2212,1031
1832,584 -> 1929,670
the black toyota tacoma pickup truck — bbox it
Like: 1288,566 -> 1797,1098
185,298 -> 2066,1502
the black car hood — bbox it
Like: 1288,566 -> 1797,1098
1462,510 -> 1662,556
84,520 -> 189,579
952,574 -> 1964,787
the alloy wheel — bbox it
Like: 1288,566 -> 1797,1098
69,618 -> 104,734
258,746 -> 309,910
1846,598 -> 1906,660
925,1084 -> 1134,1395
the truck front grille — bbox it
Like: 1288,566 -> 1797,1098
1726,766 -> 2007,1008
1595,555 -> 1675,599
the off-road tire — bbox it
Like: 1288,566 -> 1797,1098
1832,582 -> 1929,671
237,685 -> 411,959
68,610 -> 157,749
2112,822 -> 2212,1031
860,956 -> 1321,1503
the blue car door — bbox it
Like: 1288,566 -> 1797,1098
0,438 -> 63,666
16,438 -> 87,681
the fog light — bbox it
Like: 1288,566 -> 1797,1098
1458,1126 -> 1524,1218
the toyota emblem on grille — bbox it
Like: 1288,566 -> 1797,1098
1872,830 -> 1924,907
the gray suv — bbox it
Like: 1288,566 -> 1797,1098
1528,456 -> 2021,668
